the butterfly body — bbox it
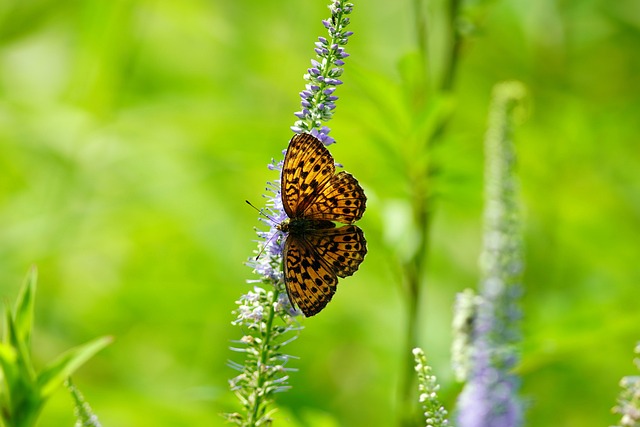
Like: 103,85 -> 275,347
277,217 -> 334,235
279,133 -> 367,317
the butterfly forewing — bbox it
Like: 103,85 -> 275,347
282,133 -> 335,218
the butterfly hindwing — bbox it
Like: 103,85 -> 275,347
305,225 -> 367,278
283,233 -> 338,317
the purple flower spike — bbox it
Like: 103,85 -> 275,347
230,18 -> 358,427
291,0 -> 354,137
455,82 -> 527,427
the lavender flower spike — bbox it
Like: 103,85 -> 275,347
456,81 -> 527,427
292,0 -> 355,145
226,1 -> 357,424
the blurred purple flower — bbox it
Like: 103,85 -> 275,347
456,82 -> 527,427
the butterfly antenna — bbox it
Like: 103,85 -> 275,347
253,230 -> 282,261
246,200 -> 282,260
245,200 -> 278,224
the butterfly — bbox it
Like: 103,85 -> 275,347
278,133 -> 367,317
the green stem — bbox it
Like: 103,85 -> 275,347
412,0 -> 428,74
399,174 -> 433,427
399,0 -> 462,425
441,0 -> 461,92
246,287 -> 279,427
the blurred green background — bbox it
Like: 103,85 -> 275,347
1,0 -> 639,426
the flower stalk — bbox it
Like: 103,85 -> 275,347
412,348 -> 451,427
227,288 -> 298,426
226,1 -> 355,424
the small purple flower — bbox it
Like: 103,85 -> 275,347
310,126 -> 335,145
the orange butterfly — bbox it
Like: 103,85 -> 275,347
278,133 -> 367,316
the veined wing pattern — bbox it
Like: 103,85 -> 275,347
279,133 -> 367,317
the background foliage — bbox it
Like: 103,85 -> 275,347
0,0 -> 638,426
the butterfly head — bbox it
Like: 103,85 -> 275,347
276,218 -> 291,233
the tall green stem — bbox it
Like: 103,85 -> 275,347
246,288 -> 279,427
398,0 -> 462,425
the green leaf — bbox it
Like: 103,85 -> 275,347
3,308 -> 36,383
13,266 -> 37,348
0,342 -> 17,363
1,312 -> 39,427
0,341 -> 18,383
37,336 -> 112,398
